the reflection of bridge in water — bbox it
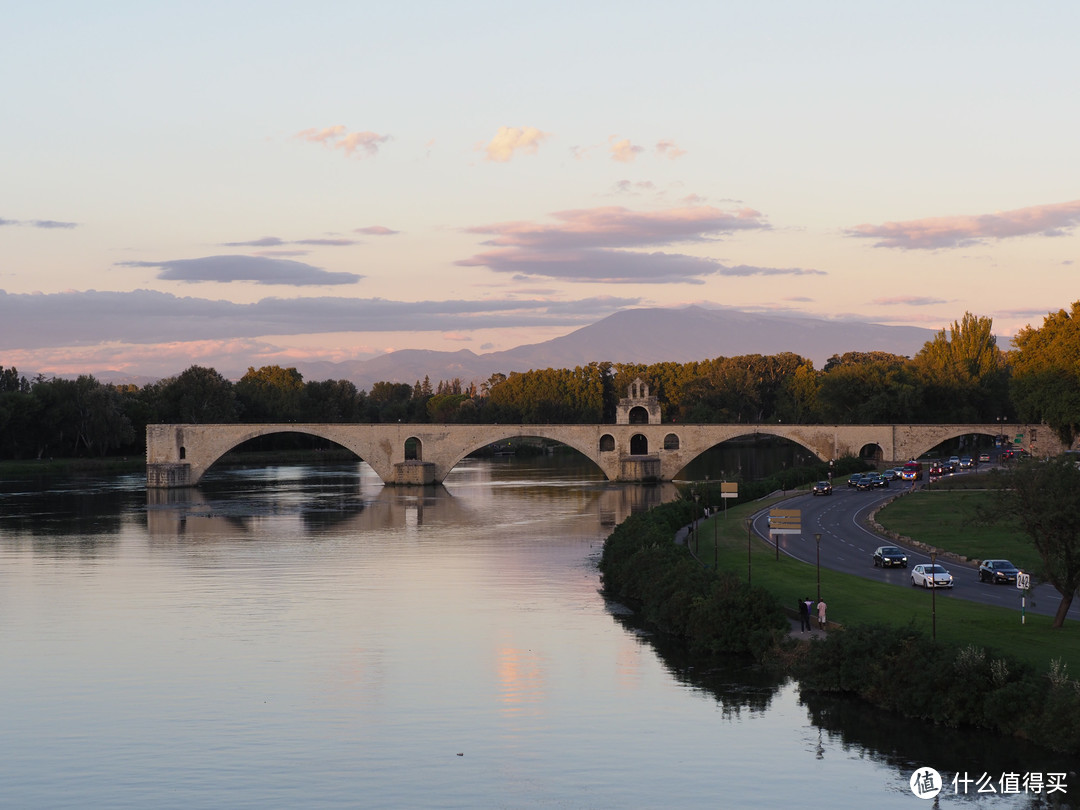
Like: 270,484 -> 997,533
146,420 -> 1058,488
145,465 -> 677,539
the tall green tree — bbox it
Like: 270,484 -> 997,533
981,456 -> 1080,628
913,312 -> 1008,421
816,352 -> 919,423
156,365 -> 239,423
1009,302 -> 1080,444
236,365 -> 306,422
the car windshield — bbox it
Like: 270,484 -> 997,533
926,565 -> 947,574
882,548 -> 901,555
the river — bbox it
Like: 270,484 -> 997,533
0,454 -> 1074,808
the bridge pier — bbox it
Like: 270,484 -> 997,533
147,462 -> 194,488
393,461 -> 436,485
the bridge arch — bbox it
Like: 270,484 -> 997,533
435,430 -> 605,481
859,443 -> 884,462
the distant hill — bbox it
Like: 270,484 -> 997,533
294,306 -> 940,390
54,306 -> 943,389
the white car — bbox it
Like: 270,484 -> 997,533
911,563 -> 954,589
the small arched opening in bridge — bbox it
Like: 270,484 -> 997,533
599,434 -> 615,452
629,434 -> 649,454
859,443 -> 883,463
405,436 -> 422,461
663,433 -> 680,450
179,446 -> 186,460
628,406 -> 650,425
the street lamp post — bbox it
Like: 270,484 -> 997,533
815,533 -> 822,602
930,551 -> 938,641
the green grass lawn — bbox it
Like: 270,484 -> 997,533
693,497 -> 1080,673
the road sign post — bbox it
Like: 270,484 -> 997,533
721,482 -> 738,519
768,508 -> 801,561
1017,572 -> 1031,624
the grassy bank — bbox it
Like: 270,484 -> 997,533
692,497 -> 1080,673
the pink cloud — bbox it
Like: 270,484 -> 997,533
847,199 -> 1080,249
355,225 -> 399,236
482,126 -> 550,162
457,205 -> 785,283
609,136 -> 644,163
295,125 -> 389,158
655,139 -> 687,159
463,205 -> 767,251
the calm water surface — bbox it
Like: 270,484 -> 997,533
0,456 -> 1073,809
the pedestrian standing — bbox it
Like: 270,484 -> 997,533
804,597 -> 815,631
817,599 -> 827,630
798,597 -> 809,631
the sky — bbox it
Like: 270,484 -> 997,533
3,1 -> 1079,380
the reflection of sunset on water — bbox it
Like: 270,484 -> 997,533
496,645 -> 547,717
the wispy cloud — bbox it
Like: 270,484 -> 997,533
872,295 -> 949,306
655,140 -> 686,159
119,255 -> 363,286
354,225 -> 399,236
0,218 -> 78,229
0,290 -> 638,350
482,126 -> 550,162
847,199 -> 1080,249
295,125 -> 390,158
611,180 -> 657,196
221,236 -> 361,248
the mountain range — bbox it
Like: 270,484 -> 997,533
290,306 -> 940,390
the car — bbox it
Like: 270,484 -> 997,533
881,468 -> 900,482
856,474 -> 879,490
978,452 -> 991,463
848,473 -> 867,488
874,545 -> 908,568
812,480 -> 833,496
959,457 -> 974,469
911,563 -> 954,589
941,460 -> 957,473
929,462 -> 946,476
979,559 -> 1021,584
948,456 -> 961,468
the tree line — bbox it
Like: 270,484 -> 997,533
2,306 -> 1079,460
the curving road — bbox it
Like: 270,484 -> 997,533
750,474 -> 1080,623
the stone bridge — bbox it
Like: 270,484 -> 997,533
145,421 -> 1059,487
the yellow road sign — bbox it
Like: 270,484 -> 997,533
768,508 -> 801,534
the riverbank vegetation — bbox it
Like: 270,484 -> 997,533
599,489 -> 1080,755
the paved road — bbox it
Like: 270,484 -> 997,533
749,473 -> 1080,623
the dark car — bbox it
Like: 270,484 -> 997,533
979,559 -> 1021,584
874,545 -> 909,568
929,462 -> 946,476
811,480 -> 832,496
856,475 -> 877,490
848,473 -> 866,488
